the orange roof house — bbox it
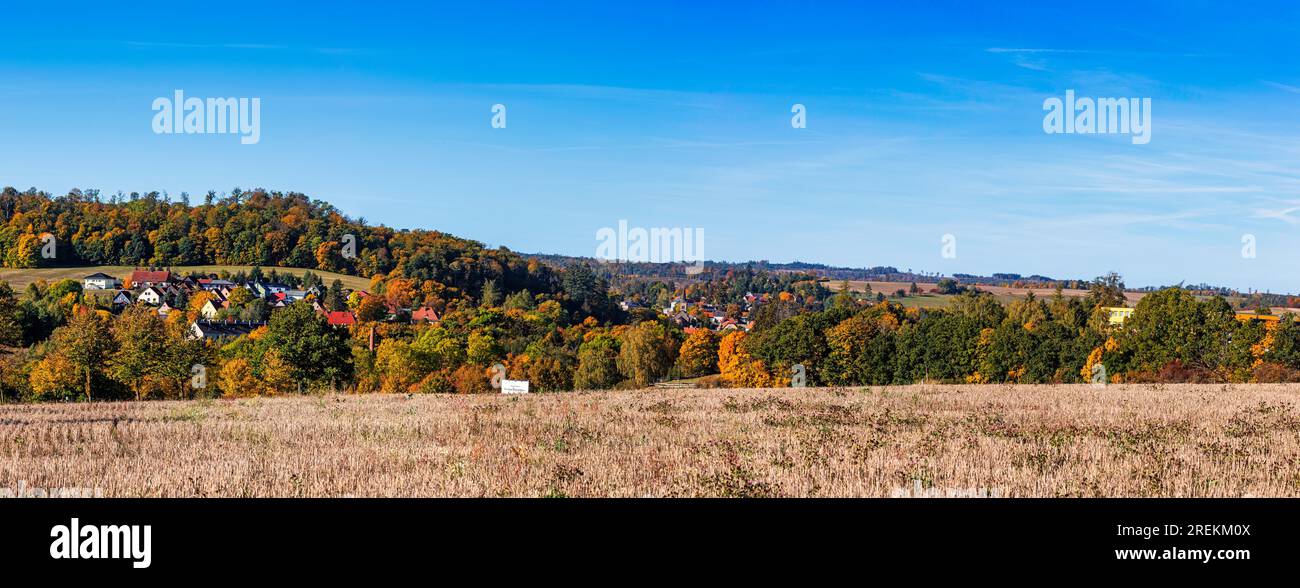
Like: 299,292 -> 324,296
411,306 -> 441,323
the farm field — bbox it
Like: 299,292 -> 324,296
3,384 -> 1299,497
832,280 -> 1289,311
0,265 -> 371,291
838,280 -> 1147,307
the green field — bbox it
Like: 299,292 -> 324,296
0,265 -> 372,292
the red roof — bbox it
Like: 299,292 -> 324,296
325,311 -> 356,326
411,306 -> 440,322
129,270 -> 173,284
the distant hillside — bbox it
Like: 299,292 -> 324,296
3,187 -> 1285,305
0,187 -> 560,306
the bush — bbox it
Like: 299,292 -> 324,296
452,364 -> 490,394
1127,360 -> 1219,384
1253,362 -> 1300,383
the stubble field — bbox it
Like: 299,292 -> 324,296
3,384 -> 1300,497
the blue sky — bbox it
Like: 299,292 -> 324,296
3,1 -> 1300,291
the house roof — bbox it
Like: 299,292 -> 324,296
83,272 -> 117,280
189,320 -> 267,339
411,306 -> 441,322
324,311 -> 356,326
129,270 -> 173,284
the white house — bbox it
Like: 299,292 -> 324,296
199,299 -> 223,319
82,272 -> 121,290
136,286 -> 165,306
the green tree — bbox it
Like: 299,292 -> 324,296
226,287 -> 255,308
480,279 -> 501,308
1121,288 -> 1235,374
1086,272 -> 1127,309
264,301 -> 353,391
503,289 -> 535,311
466,330 -> 503,365
574,333 -> 621,390
0,282 -> 21,346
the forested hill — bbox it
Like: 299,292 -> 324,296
0,187 -> 560,302
1,187 -> 1274,303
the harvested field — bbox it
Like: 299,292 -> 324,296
3,384 -> 1300,497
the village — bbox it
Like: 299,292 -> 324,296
627,292 -> 764,333
77,268 -> 442,341
76,267 -> 765,346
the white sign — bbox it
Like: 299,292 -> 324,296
501,379 -> 530,394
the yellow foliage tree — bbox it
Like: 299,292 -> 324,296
375,339 -> 424,392
4,232 -> 40,268
260,350 -> 297,395
28,354 -> 81,399
717,331 -> 776,388
218,358 -> 259,398
676,329 -> 719,378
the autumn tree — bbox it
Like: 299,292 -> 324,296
218,358 -> 259,398
356,295 -> 388,322
110,306 -> 172,400
479,279 -> 501,308
226,286 -> 255,308
50,310 -> 114,400
375,339 -> 424,392
675,329 -> 719,378
616,321 -> 677,387
717,331 -> 776,388
466,331 -> 503,365
823,306 -> 899,385
29,353 -> 81,399
259,350 -> 297,394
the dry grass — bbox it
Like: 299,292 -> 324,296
3,384 -> 1300,497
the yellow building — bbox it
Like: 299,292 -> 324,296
1104,307 -> 1134,325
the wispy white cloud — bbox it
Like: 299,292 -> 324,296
1264,81 -> 1300,94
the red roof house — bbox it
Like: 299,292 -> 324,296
128,270 -> 174,287
324,311 -> 356,327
